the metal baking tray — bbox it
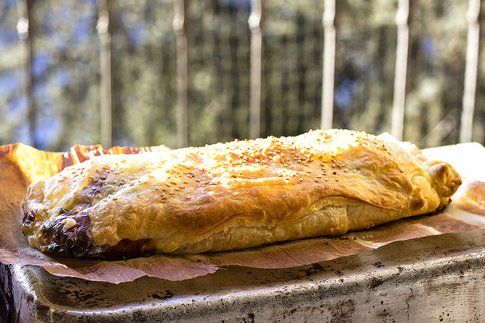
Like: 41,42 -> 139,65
1,229 -> 484,322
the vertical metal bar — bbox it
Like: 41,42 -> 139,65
173,0 -> 189,147
321,0 -> 335,129
17,0 -> 37,147
249,0 -> 262,138
97,0 -> 113,147
460,0 -> 480,143
391,0 -> 409,140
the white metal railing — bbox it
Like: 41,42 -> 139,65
460,0 -> 481,143
16,0 -> 481,147
15,0 -> 36,147
173,0 -> 189,147
321,0 -> 336,130
97,0 -> 113,148
391,0 -> 409,140
249,0 -> 263,139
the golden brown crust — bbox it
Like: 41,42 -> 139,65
21,129 -> 461,257
455,181 -> 485,215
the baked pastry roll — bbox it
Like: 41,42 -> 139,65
21,130 -> 461,258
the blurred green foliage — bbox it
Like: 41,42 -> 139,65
0,0 -> 483,150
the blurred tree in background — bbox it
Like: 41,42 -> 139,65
0,0 -> 483,150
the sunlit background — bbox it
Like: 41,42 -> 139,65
0,0 -> 483,151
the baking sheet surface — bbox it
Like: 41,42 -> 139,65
0,142 -> 483,283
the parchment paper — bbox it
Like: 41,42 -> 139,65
0,142 -> 483,283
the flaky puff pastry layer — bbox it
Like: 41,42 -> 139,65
22,130 -> 461,257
